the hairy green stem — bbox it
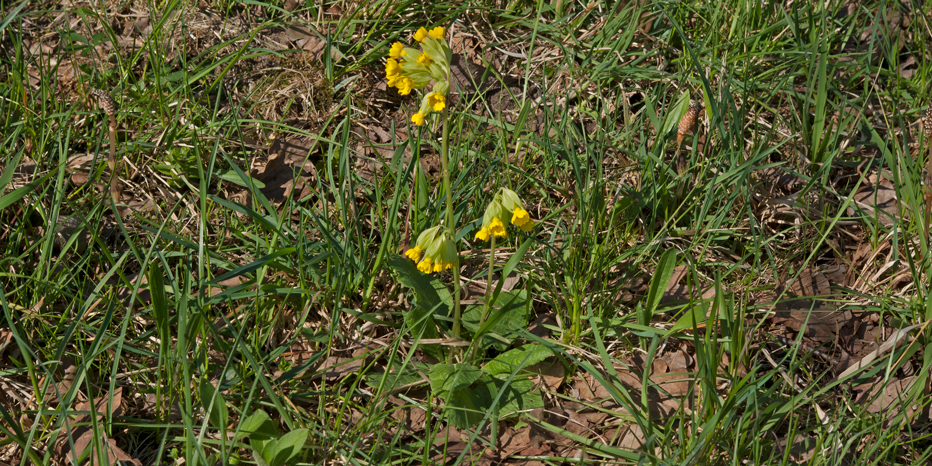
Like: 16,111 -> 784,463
440,108 -> 461,360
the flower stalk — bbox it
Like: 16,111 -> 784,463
440,107 -> 462,353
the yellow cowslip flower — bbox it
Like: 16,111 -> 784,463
396,76 -> 414,95
386,59 -> 402,87
417,52 -> 433,66
500,188 -> 533,232
386,26 -> 451,125
511,207 -> 533,232
475,201 -> 508,241
417,257 -> 433,273
475,189 -> 534,241
405,245 -> 422,262
389,42 -> 406,59
475,227 -> 491,241
428,232 -> 457,272
428,92 -> 445,112
489,217 -> 507,237
407,225 -> 457,274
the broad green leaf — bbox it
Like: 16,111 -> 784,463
444,385 -> 489,428
429,363 -> 483,397
236,409 -> 277,441
482,344 -> 553,378
645,248 -> 677,316
444,375 -> 544,429
199,378 -> 228,430
462,290 -> 529,350
487,377 -> 543,418
267,428 -> 308,466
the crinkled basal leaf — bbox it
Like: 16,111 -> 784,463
387,254 -> 451,312
365,360 -> 428,392
429,363 -> 483,397
487,377 -> 542,419
462,290 -> 529,350
444,375 -> 544,428
482,344 -> 553,378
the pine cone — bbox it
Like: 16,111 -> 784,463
90,89 -> 117,116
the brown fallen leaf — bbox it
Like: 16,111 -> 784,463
846,172 -> 901,227
529,359 -> 565,392
54,388 -> 142,466
660,265 -> 716,306
252,138 -> 317,204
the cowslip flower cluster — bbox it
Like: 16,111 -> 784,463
385,26 -> 452,126
475,188 -> 534,241
405,225 -> 458,274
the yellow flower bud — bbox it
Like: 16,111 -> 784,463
413,27 -> 429,42
411,112 -> 425,126
429,27 -> 445,39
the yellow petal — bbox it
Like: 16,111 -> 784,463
429,27 -> 445,39
414,27 -> 428,42
411,112 -> 425,126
